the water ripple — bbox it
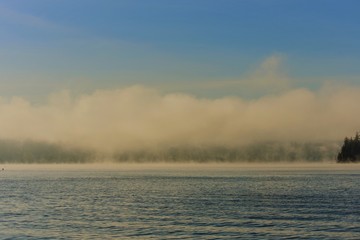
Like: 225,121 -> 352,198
0,168 -> 359,239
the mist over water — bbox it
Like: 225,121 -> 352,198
1,84 -> 358,151
0,83 -> 360,162
0,57 -> 359,154
0,57 -> 356,163
0,138 -> 340,163
1,2 -> 359,239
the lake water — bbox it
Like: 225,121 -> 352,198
0,163 -> 359,239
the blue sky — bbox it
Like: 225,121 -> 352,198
0,0 -> 359,100
0,0 -> 360,148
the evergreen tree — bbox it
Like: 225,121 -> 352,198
337,132 -> 360,163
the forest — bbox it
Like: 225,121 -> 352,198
337,132 -> 360,163
0,139 -> 341,163
0,139 -> 95,163
112,142 -> 339,163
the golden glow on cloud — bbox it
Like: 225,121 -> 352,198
0,55 -> 357,152
0,80 -> 358,152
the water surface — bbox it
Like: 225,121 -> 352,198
0,164 -> 359,239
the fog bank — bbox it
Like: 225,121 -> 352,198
0,83 -> 358,152
0,139 -> 339,163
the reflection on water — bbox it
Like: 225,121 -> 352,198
0,164 -> 359,239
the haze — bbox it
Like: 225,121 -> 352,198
0,1 -> 359,158
0,58 -> 358,152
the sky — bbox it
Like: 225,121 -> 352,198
0,0 -> 359,151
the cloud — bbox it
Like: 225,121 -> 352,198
0,82 -> 358,152
246,54 -> 290,92
160,55 -> 291,97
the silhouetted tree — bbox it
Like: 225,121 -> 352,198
337,132 -> 360,163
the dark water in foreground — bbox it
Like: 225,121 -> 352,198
0,164 -> 359,239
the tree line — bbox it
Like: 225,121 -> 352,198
0,139 -> 342,163
113,141 -> 339,163
0,139 -> 95,163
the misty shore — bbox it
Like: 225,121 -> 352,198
0,139 -> 340,164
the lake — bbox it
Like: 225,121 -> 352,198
0,163 -> 359,239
